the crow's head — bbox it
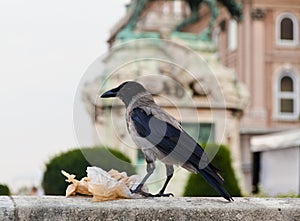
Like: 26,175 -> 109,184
101,81 -> 149,106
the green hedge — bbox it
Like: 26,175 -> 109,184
0,184 -> 11,196
184,144 -> 242,197
42,147 -> 135,195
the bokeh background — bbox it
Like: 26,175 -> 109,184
0,0 -> 127,192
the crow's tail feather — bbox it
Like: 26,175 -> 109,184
198,166 -> 233,202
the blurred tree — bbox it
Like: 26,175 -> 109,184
184,144 -> 242,197
0,184 -> 11,196
42,147 -> 135,195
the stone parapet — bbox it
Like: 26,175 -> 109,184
1,196 -> 300,221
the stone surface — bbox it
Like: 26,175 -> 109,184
1,196 -> 299,221
0,196 -> 14,221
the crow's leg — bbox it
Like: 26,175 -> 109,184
130,160 -> 155,197
154,164 -> 174,197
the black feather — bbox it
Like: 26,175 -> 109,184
131,107 -> 233,201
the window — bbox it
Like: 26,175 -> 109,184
212,27 -> 220,48
276,72 -> 298,119
280,76 -> 294,113
181,123 -> 215,144
281,18 -> 293,40
173,0 -> 182,14
276,13 -> 298,46
228,19 -> 238,51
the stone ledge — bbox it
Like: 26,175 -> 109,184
0,196 -> 14,221
1,196 -> 300,221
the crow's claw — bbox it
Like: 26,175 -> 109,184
130,188 -> 174,198
130,188 -> 155,197
155,192 -> 174,197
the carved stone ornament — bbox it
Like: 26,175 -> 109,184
251,8 -> 266,20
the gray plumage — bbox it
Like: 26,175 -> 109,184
101,81 -> 233,201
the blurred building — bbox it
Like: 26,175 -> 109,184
214,0 -> 300,194
83,0 -> 300,195
83,0 -> 249,195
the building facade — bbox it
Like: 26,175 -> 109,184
214,0 -> 300,193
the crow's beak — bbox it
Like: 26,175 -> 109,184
100,90 -> 117,98
100,89 -> 118,98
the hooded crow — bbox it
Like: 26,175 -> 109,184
101,81 -> 233,201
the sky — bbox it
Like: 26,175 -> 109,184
0,0 -> 127,192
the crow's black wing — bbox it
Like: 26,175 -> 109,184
131,107 -> 208,166
131,107 -> 233,201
